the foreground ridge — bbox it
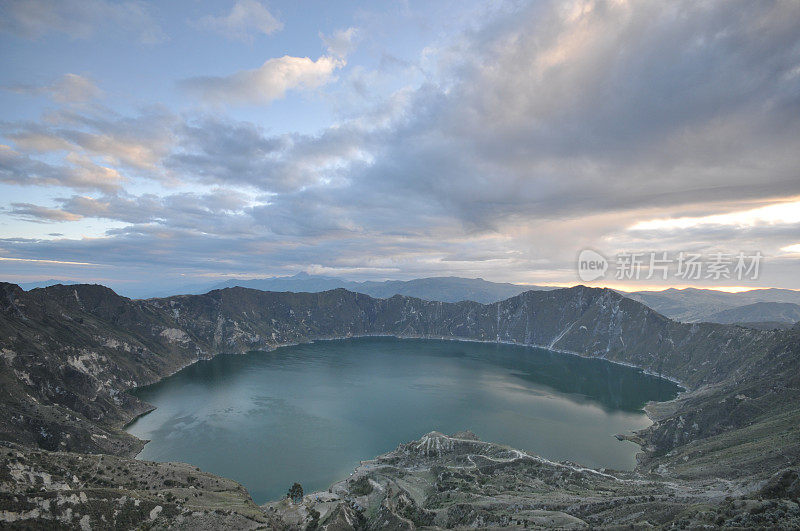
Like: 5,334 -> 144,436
0,441 -> 279,529
266,431 -> 799,529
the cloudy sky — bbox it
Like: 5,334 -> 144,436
1,0 -> 799,295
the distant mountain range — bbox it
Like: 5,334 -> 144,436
705,301 -> 800,325
15,274 -> 552,302
624,287 -> 800,323
13,274 -> 800,325
18,279 -> 80,290
208,273 -> 555,304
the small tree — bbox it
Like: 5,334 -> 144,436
287,482 -> 304,503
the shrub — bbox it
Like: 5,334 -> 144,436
287,482 -> 304,503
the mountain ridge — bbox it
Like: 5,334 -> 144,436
15,275 -> 800,325
207,274 -> 554,304
626,286 -> 800,322
2,281 -> 799,528
705,301 -> 800,325
0,281 -> 781,454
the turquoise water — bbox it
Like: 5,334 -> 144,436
126,337 -> 680,503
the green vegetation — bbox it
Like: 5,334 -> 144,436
287,482 -> 304,502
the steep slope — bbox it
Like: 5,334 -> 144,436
637,322 -> 800,477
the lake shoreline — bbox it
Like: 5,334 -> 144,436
124,335 -> 682,500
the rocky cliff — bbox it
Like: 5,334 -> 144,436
1,282 -> 799,528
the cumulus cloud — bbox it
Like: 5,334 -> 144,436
181,54 -> 345,105
195,0 -> 283,42
0,0 -> 166,44
322,27 -> 359,58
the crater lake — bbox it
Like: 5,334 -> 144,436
126,337 -> 680,503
